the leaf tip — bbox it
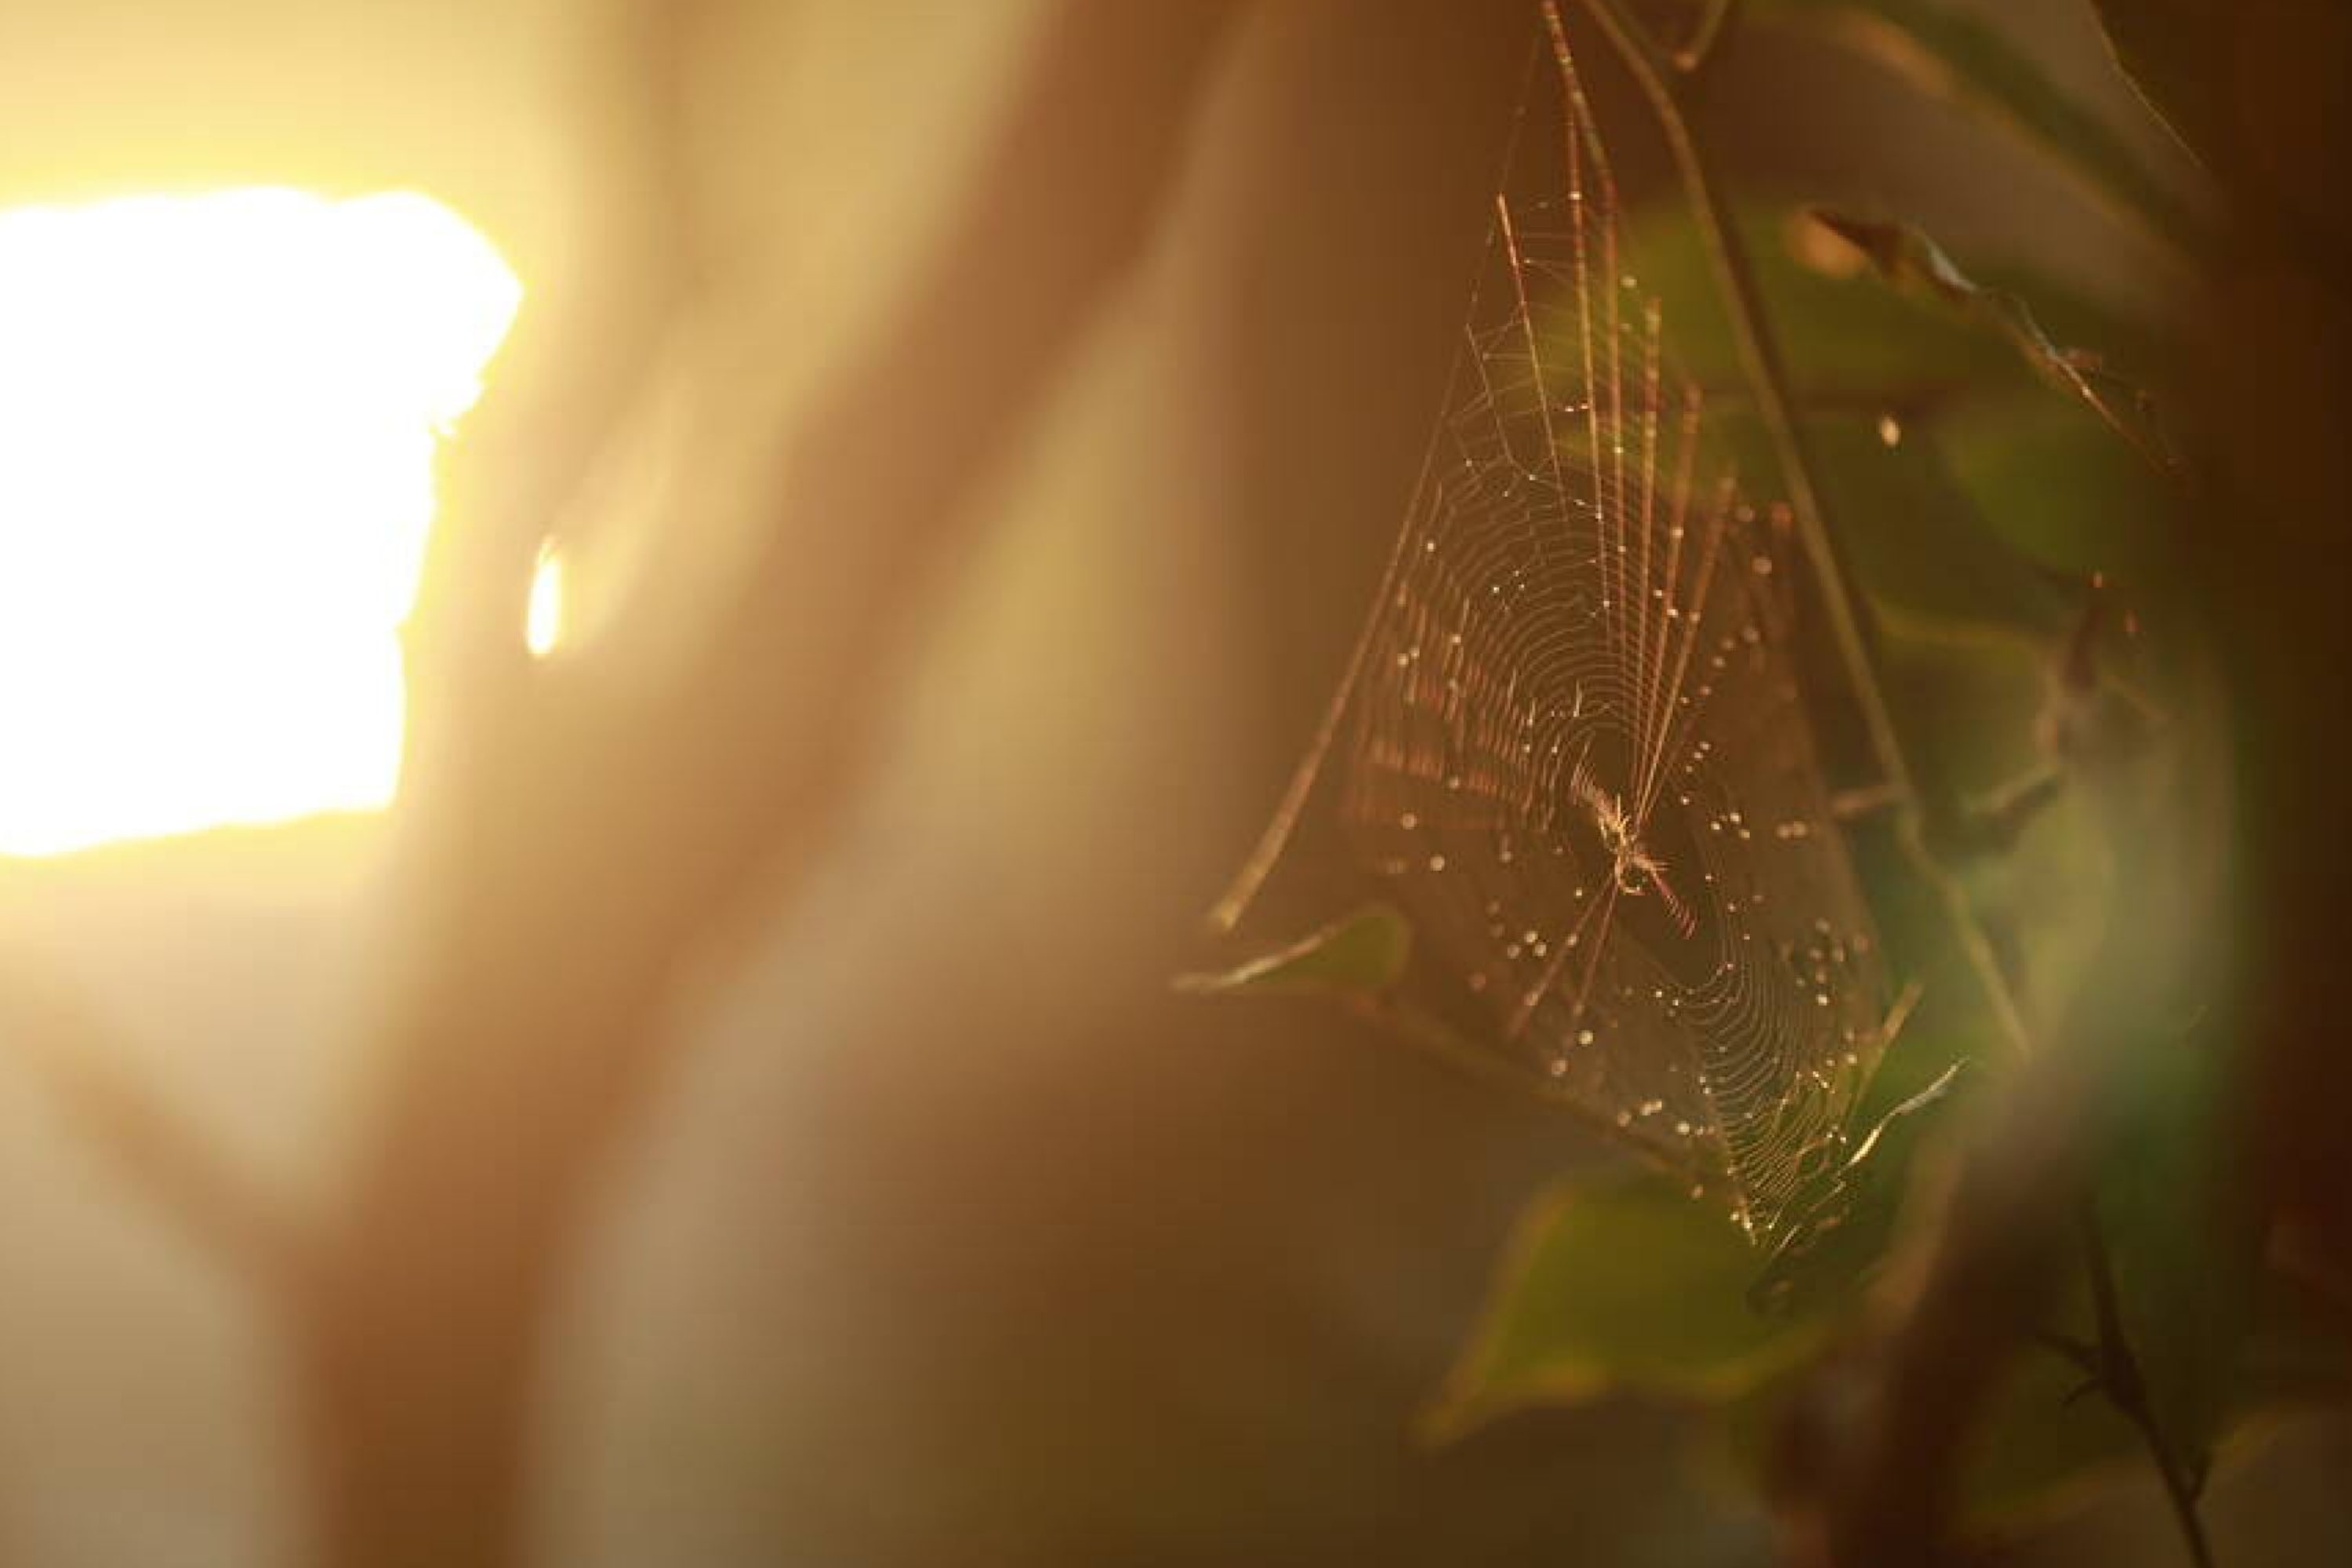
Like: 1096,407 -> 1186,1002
1175,902 -> 1414,999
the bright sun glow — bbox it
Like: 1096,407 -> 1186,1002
0,187 -> 521,856
525,543 -> 565,659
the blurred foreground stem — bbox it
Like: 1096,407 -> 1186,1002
1673,0 -> 1742,74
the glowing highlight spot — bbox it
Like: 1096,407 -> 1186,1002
525,546 -> 565,658
0,187 -> 521,855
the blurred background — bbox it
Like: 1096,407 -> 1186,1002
0,2 -> 2344,1565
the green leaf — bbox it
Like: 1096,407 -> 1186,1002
1426,1174 -> 1815,1440
2091,1018 -> 2259,1493
1759,0 -> 2201,246
1711,1284 -> 2286,1537
2059,676 -> 2255,1491
1957,1246 -> 2281,1536
1808,412 -> 2067,637
1624,202 -> 2024,404
2089,0 -> 2230,169
1620,201 -> 2161,456
1799,410 -> 2069,833
1700,1325 -> 2145,1534
1958,1230 -> 2323,1534
1933,393 -> 2177,583
1176,902 -> 1411,997
1807,210 -> 2175,474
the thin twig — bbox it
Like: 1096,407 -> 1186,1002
1674,0 -> 1743,74
1566,0 -> 2213,1559
2079,1204 -> 2218,1568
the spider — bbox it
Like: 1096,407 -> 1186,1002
1573,763 -> 1695,936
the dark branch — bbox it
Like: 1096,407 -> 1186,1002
302,10 -> 1250,1562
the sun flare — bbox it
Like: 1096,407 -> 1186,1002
0,187 -> 521,857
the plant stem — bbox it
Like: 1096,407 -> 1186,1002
1569,0 -> 2031,1061
2080,1204 -> 2219,1568
1566,0 -> 1903,807
1674,0 -> 1743,74
1566,2 -> 2213,1561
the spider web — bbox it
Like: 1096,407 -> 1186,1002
1214,5 -> 1886,1241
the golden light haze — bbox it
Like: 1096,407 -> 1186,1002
0,186 -> 520,856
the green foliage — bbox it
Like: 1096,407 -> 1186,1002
2082,850 -> 2256,1490
1756,0 -> 2200,244
1428,1173 -> 1819,1440
1708,1331 -> 2153,1537
1430,156 -> 2249,1539
1420,0 -> 2268,1539
1935,394 -> 2175,582
2094,1051 -> 2254,1494
1806,210 -> 2175,473
2059,668 -> 2255,1491
1958,1341 -> 2151,1531
1200,0 -> 2317,1553
1624,201 -> 2026,404
1803,411 -> 2063,658
1622,200 -> 2146,839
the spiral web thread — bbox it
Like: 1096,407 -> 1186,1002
1214,7 -> 1886,1241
